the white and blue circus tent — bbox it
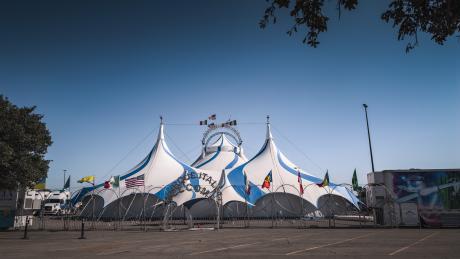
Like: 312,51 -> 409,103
75,122 -> 245,219
74,118 -> 360,219
192,133 -> 247,171
227,122 -> 360,217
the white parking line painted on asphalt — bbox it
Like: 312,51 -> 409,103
189,233 -> 319,255
285,232 -> 374,255
189,241 -> 263,255
388,232 -> 438,256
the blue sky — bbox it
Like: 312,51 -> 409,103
1,0 -> 458,190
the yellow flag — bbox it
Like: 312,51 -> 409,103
78,175 -> 95,184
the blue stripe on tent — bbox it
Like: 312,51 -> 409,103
120,149 -> 154,180
162,141 -> 199,199
227,140 -> 270,204
224,153 -> 239,169
195,149 -> 221,168
277,151 -> 359,207
227,164 -> 263,206
276,151 -> 330,185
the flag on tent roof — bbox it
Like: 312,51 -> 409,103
261,171 -> 272,189
63,176 -> 70,190
243,170 -> 251,195
78,175 -> 95,184
352,169 -> 359,191
125,174 -> 144,188
297,170 -> 304,195
317,171 -> 329,187
199,120 -> 207,125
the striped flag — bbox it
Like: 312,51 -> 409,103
297,170 -> 304,195
199,120 -> 207,125
243,170 -> 251,195
317,171 -> 330,187
125,174 -> 145,188
262,171 -> 272,189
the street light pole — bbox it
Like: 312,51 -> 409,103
363,104 -> 375,172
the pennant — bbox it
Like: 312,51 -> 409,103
63,176 -> 70,189
352,169 -> 359,191
243,170 -> 251,195
110,175 -> 120,188
262,171 -> 272,189
297,171 -> 304,195
317,171 -> 330,187
208,114 -> 216,120
125,174 -> 145,188
77,175 -> 95,184
34,177 -> 46,190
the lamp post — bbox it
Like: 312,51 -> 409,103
363,104 -> 375,172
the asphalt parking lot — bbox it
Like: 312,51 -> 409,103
1,228 -> 459,258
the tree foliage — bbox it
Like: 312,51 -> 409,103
0,95 -> 52,190
260,0 -> 460,52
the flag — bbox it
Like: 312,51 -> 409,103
199,120 -> 207,125
262,171 -> 272,189
227,120 -> 237,126
208,114 -> 216,120
125,174 -> 145,188
110,175 -> 120,188
63,176 -> 70,189
317,171 -> 330,187
297,171 -> 304,195
243,170 -> 251,195
104,181 -> 111,189
34,177 -> 46,190
78,175 -> 95,184
352,169 -> 359,191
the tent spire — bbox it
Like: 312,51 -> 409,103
266,115 -> 273,140
158,115 -> 165,140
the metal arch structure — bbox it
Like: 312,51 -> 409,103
202,124 -> 243,147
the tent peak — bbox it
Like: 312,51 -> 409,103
266,115 -> 273,140
158,118 -> 165,141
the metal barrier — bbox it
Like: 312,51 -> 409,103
14,183 -> 375,232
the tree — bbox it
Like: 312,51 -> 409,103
260,0 -> 460,52
0,95 -> 52,190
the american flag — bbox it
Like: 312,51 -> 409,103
125,174 -> 145,188
297,171 -> 304,195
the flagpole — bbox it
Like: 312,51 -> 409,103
363,104 -> 375,172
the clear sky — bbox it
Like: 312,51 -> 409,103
1,0 -> 458,191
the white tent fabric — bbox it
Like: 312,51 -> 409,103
192,133 -> 247,171
78,119 -> 359,217
86,123 -> 245,209
226,122 -> 360,208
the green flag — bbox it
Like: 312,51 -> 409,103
352,169 -> 359,191
63,175 -> 70,189
110,175 -> 120,188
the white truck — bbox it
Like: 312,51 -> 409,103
43,191 -> 71,215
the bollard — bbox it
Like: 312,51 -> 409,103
22,216 -> 29,240
78,219 -> 86,239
